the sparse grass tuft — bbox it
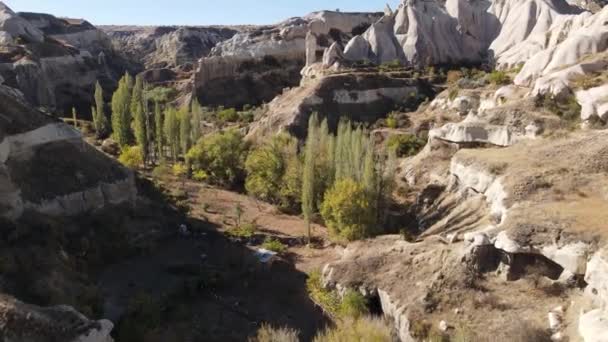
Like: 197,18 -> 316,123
250,324 -> 299,342
339,290 -> 368,319
227,222 -> 256,238
306,271 -> 340,316
313,317 -> 393,342
261,237 -> 288,254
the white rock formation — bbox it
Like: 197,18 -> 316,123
576,84 -> 608,122
542,242 -> 590,275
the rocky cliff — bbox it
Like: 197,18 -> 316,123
193,11 -> 383,108
0,3 -> 134,117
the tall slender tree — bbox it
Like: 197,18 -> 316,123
302,113 -> 319,244
163,107 -> 180,161
154,101 -> 164,162
179,107 -> 192,155
191,98 -> 203,143
93,81 -> 109,137
71,107 -> 78,129
132,75 -> 148,164
111,75 -> 133,147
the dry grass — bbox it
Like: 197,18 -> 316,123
313,317 -> 394,342
250,324 -> 299,342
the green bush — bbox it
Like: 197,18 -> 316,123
320,179 -> 375,241
186,130 -> 249,187
385,116 -> 398,129
245,134 -> 300,210
387,134 -> 426,158
379,59 -> 402,72
488,70 -> 511,85
228,222 -> 256,238
339,290 -> 368,319
217,108 -> 239,122
536,94 -> 581,127
118,145 -> 143,169
261,237 -> 287,254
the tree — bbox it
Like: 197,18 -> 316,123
245,133 -> 298,206
302,113 -> 319,243
154,101 -> 164,162
132,75 -> 148,164
179,107 -> 192,155
93,81 -> 109,137
191,98 -> 203,143
111,74 -> 133,147
186,130 -> 249,187
163,107 -> 180,161
71,107 -> 78,129
320,178 -> 375,241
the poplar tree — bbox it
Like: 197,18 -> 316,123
191,98 -> 203,143
179,107 -> 192,155
132,75 -> 148,164
163,107 -> 180,161
302,113 -> 319,244
154,101 -> 164,162
111,75 -> 133,147
93,81 -> 109,137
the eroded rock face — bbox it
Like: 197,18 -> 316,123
194,11 -> 382,108
0,293 -> 114,342
0,85 -> 136,220
247,72 -> 435,140
0,3 -> 134,116
101,25 -> 238,68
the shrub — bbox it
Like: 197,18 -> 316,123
245,134 -> 298,203
261,237 -> 287,254
313,317 -> 393,342
227,222 -> 256,238
320,179 -> 375,241
535,93 -> 581,127
385,115 -> 398,129
186,130 -> 249,187
387,134 -> 426,158
217,108 -> 239,122
379,59 -> 402,72
488,70 -> 511,85
339,290 -> 368,319
192,170 -> 208,182
152,163 -> 171,180
251,324 -> 299,342
239,111 -> 255,123
172,162 -> 188,178
306,271 -> 340,316
118,146 -> 143,169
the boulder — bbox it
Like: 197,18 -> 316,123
576,84 -> 608,122
322,42 -> 344,67
0,293 -> 114,342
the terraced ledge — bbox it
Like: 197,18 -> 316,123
0,123 -> 81,162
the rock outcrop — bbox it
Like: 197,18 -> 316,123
0,3 -> 134,116
0,293 -> 114,342
0,84 -> 136,220
194,11 -> 382,108
101,25 -> 238,68
247,71 -> 435,140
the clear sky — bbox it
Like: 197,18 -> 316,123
5,0 -> 401,26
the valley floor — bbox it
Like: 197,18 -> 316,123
98,175 -> 340,341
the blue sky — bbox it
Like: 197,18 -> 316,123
5,0 -> 401,26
